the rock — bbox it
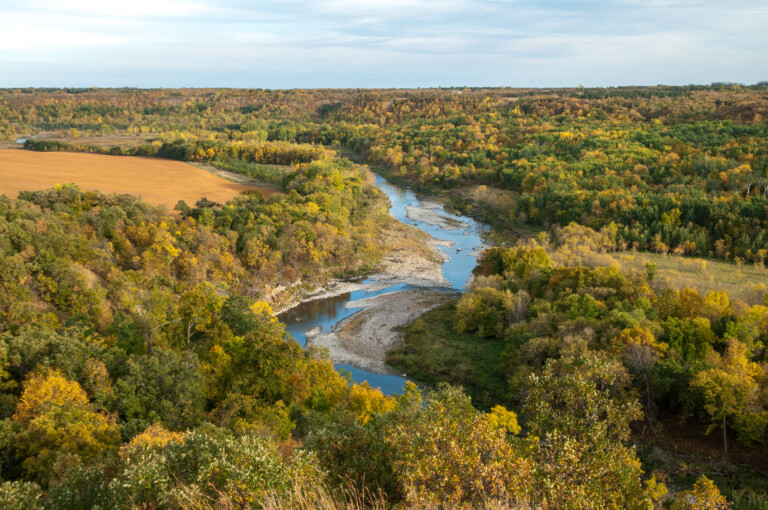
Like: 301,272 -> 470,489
305,325 -> 322,339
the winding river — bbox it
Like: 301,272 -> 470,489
278,175 -> 489,395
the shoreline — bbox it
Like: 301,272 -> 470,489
273,215 -> 453,316
273,196 -> 480,376
308,288 -> 457,374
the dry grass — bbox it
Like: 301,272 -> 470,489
0,149 -> 275,207
172,480 -> 389,510
173,482 -> 532,510
614,251 -> 767,304
543,240 -> 767,305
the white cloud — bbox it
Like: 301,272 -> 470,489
31,0 -> 213,18
0,0 -> 766,87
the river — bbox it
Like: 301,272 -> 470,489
278,175 -> 488,395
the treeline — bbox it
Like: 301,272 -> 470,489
23,138 -> 332,169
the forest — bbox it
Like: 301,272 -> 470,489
0,85 -> 767,508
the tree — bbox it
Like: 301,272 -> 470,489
108,425 -> 321,509
524,354 -> 641,443
690,338 -> 767,453
477,245 -> 551,282
725,305 -> 768,357
387,385 -> 532,508
672,476 -> 730,509
616,326 -> 667,432
523,354 -> 656,508
346,382 -> 396,425
122,285 -> 177,354
12,370 -> 119,485
454,287 -> 506,337
176,282 -> 223,347
0,481 -> 44,510
114,349 -> 206,432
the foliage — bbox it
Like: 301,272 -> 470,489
387,385 -> 532,508
690,338 -> 768,451
523,355 -> 654,509
4,85 -> 768,506
114,349 -> 206,433
673,476 -> 731,509
0,480 -> 43,510
108,425 -> 322,509
307,384 -> 532,508
11,370 -> 119,485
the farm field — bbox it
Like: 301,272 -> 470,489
0,149 -> 262,207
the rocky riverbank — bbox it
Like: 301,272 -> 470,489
308,289 -> 456,373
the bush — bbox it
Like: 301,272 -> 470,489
0,481 -> 43,510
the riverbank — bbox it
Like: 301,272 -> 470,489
277,173 -> 490,391
309,289 -> 457,373
405,203 -> 468,230
273,216 -> 451,315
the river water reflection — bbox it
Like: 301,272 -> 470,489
278,175 -> 488,394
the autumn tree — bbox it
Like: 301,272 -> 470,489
523,354 -> 657,508
387,385 -> 532,508
12,370 -> 119,485
690,338 -> 767,453
672,476 -> 730,509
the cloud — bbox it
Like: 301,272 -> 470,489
0,0 -> 766,87
30,0 -> 212,18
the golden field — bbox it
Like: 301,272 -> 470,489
0,149 -> 263,207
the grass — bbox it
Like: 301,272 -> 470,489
614,251 -> 767,304
550,248 -> 768,305
388,301 -> 509,410
208,157 -> 292,187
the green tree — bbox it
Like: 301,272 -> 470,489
523,354 -> 656,508
690,338 -> 767,453
114,350 -> 206,433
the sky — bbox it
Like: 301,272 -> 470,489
0,0 -> 766,89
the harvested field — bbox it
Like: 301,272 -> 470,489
0,149 -> 277,207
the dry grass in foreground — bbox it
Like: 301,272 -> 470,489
0,149 -> 273,207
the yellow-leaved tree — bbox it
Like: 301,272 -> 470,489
690,338 -> 767,453
12,370 -> 120,485
672,476 -> 730,509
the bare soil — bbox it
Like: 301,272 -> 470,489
0,149 -> 275,207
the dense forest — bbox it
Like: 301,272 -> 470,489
0,85 -> 767,508
4,85 -> 768,262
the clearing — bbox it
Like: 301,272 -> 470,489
0,149 -> 276,207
